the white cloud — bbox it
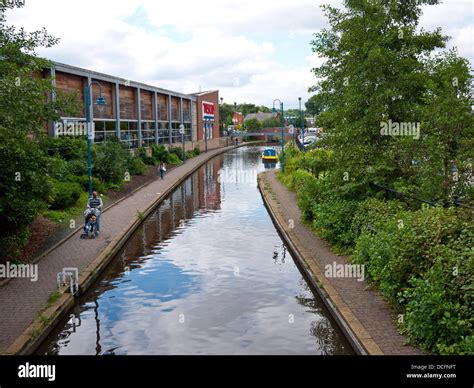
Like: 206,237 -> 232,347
4,0 -> 473,109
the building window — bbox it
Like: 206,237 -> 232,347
93,120 -> 116,143
120,121 -> 139,148
158,121 -> 169,145
141,121 -> 155,147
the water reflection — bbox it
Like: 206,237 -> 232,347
38,146 -> 353,355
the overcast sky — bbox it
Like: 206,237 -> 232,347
6,0 -> 473,109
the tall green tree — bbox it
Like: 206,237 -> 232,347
310,0 -> 471,202
0,2 -> 79,259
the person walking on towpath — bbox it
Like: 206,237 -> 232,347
160,160 -> 166,180
86,191 -> 103,234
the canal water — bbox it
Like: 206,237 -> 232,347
38,146 -> 354,355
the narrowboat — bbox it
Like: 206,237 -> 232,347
262,147 -> 278,161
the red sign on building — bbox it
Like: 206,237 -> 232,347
202,101 -> 215,120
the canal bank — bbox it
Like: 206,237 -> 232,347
258,170 -> 423,355
0,143 -> 247,355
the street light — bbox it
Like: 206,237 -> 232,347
234,102 -> 237,129
179,123 -> 186,162
84,81 -> 107,197
299,97 -> 304,151
272,99 -> 285,173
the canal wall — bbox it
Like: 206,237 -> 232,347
2,143 -> 250,355
257,170 -> 423,355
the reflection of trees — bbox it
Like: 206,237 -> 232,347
272,243 -> 287,264
309,318 -> 349,355
294,282 -> 351,355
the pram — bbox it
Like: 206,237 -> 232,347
80,208 -> 100,239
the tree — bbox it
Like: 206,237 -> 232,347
244,118 -> 262,131
305,94 -> 326,117
261,117 -> 280,128
219,103 -> 234,129
309,0 -> 472,202
0,2 -> 79,259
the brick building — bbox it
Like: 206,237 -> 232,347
44,62 -> 221,151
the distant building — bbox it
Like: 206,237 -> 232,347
232,112 -> 243,126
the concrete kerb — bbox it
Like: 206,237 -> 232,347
3,143 -> 248,355
257,172 -> 383,356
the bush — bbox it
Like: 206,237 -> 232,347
127,156 -> 147,176
48,180 -> 82,210
166,152 -> 182,165
312,199 -> 360,250
93,140 -> 128,184
72,175 -> 106,193
353,206 -> 468,305
43,137 -> 88,161
401,224 -> 474,354
350,198 -> 407,239
168,146 -> 185,161
150,144 -> 169,162
290,169 -> 318,221
67,159 -> 88,176
46,156 -> 72,181
137,147 -> 156,165
193,147 -> 200,156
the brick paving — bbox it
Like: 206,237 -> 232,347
259,170 -> 423,355
0,145 -> 236,353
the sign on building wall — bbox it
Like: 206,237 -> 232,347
202,101 -> 215,120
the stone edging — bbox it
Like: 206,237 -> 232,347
257,172 -> 384,355
3,143 -> 247,355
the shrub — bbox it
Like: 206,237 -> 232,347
166,152 -> 182,165
353,206 -> 468,305
350,198 -> 407,239
193,147 -> 200,156
44,137 -> 87,161
127,156 -> 147,176
46,156 -> 72,181
312,199 -> 360,250
150,144 -> 169,162
48,180 -> 82,210
72,175 -> 106,193
291,169 -> 318,221
185,151 -> 195,160
93,140 -> 128,184
137,147 -> 156,165
401,224 -> 474,354
67,159 -> 88,176
168,146 -> 185,161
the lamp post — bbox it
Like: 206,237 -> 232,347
272,99 -> 285,173
299,97 -> 304,151
179,123 -> 186,162
204,119 -> 208,153
233,102 -> 237,131
84,81 -> 106,197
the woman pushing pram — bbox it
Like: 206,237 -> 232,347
80,191 -> 103,239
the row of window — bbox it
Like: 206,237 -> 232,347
93,120 -> 192,148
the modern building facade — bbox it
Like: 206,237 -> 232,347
45,62 -> 221,150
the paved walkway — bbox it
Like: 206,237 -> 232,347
259,170 -> 423,355
0,145 -> 236,353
